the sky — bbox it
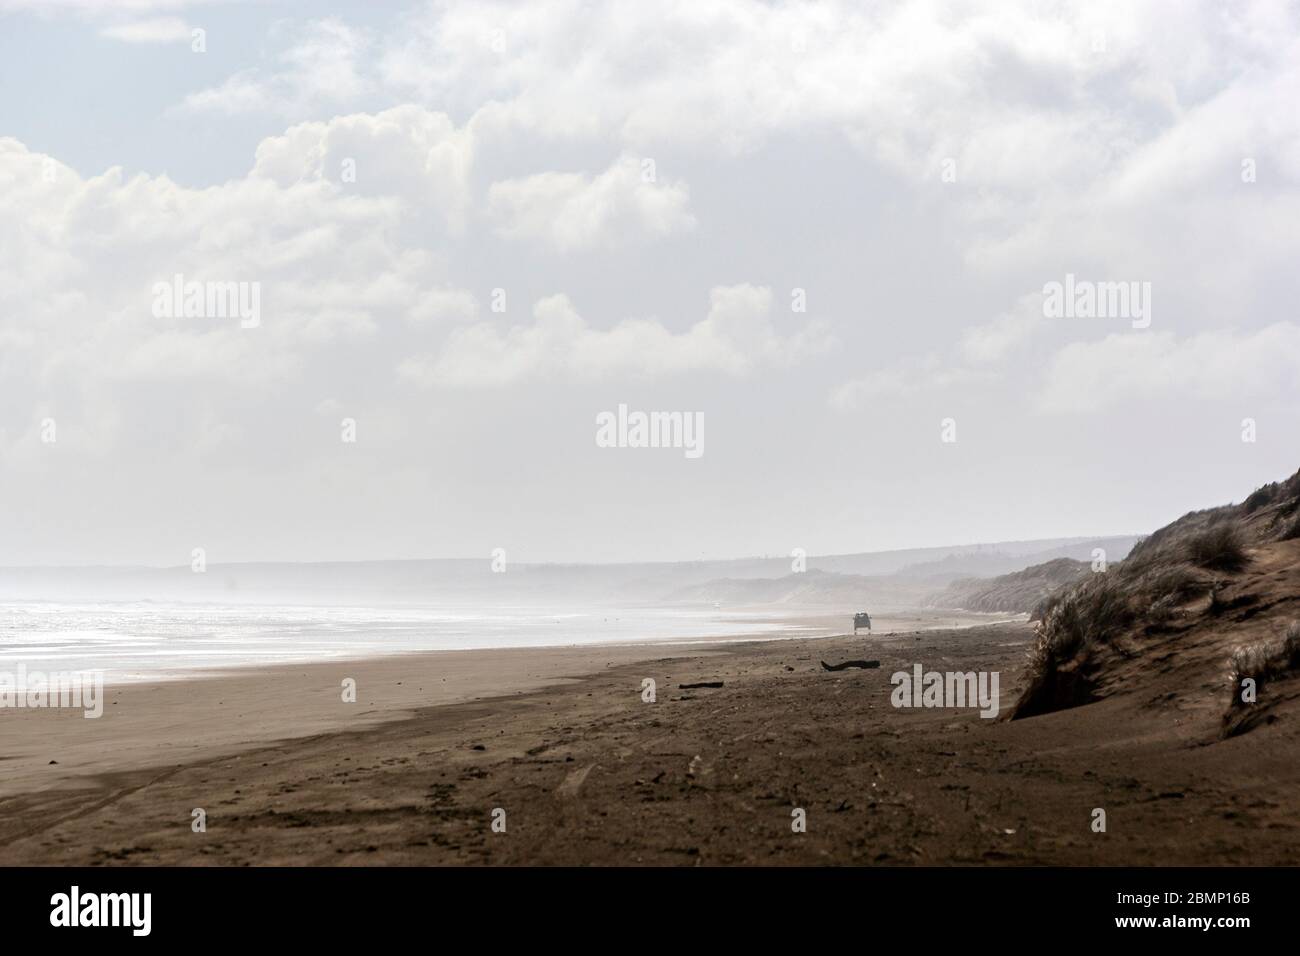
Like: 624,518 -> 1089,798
1,0 -> 1298,566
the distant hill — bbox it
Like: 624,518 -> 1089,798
926,557 -> 1090,614
666,569 -> 931,608
662,536 -> 1138,608
893,536 -> 1138,584
0,535 -> 1140,606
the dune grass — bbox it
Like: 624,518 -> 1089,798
1223,621 -> 1300,735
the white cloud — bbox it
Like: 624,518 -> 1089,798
100,16 -> 192,43
181,70 -> 275,114
172,0 -> 1152,180
170,3 -> 1300,287
173,2 -> 1300,291
0,133 -> 476,463
362,1 -> 1284,181
251,105 -> 476,231
960,293 -> 1047,363
1037,323 -> 1300,412
487,155 -> 694,252
829,357 -> 997,410
400,284 -> 833,387
2,1 -> 217,10
182,18 -> 372,116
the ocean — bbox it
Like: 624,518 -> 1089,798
0,601 -> 825,684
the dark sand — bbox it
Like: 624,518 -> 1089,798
1,620 -> 1296,865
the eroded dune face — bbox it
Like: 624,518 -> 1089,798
1012,466 -> 1300,735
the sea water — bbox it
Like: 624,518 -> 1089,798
0,602 -> 822,684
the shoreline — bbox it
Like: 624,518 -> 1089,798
1,606 -> 1018,687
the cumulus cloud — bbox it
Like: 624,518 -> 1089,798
308,1 -> 1285,182
251,105 -> 476,231
0,134 -> 476,464
487,156 -> 695,252
167,3 -> 1300,283
400,285 -> 834,387
177,3 -> 1300,284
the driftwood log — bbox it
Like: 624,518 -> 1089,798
820,659 -> 880,671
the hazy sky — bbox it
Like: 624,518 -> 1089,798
1,0 -> 1298,566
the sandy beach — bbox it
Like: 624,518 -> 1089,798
2,616 -> 1296,866
0,608 -> 974,799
